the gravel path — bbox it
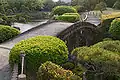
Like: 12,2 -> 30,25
0,21 -> 73,80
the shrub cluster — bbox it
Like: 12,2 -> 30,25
51,6 -> 77,16
56,13 -> 80,22
9,36 -> 68,72
0,25 -> 20,43
109,18 -> 120,39
37,61 -> 82,80
71,40 -> 120,80
92,40 -> 120,53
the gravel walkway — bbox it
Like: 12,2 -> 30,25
0,21 -> 73,80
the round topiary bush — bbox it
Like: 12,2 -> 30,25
71,47 -> 120,80
109,18 -> 120,39
0,25 -> 20,43
37,61 -> 81,80
9,36 -> 68,72
51,6 -> 77,16
92,40 -> 120,53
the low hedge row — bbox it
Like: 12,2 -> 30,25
0,25 -> 20,43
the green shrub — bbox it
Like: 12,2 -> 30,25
71,47 -> 120,80
51,6 -> 77,16
56,15 -> 79,22
109,18 -> 120,39
72,64 -> 86,77
0,25 -> 20,43
92,40 -> 120,53
63,13 -> 80,19
37,61 -> 80,80
9,36 -> 68,72
62,62 -> 75,70
73,5 -> 85,12
103,38 -> 113,41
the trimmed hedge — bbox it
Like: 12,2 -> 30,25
0,25 -> 20,43
56,14 -> 79,22
71,46 -> 120,80
63,13 -> 80,19
9,36 -> 68,72
51,6 -> 77,16
37,61 -> 81,80
109,18 -> 120,39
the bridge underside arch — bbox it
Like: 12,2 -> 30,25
57,22 -> 102,53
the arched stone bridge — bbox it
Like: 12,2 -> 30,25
0,14 -> 101,80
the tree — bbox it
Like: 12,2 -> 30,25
43,0 -> 55,11
105,0 -> 117,7
113,0 -> 120,9
95,2 -> 107,13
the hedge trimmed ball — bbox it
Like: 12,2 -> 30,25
0,25 -> 20,43
9,36 -> 68,71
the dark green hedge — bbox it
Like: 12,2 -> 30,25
37,61 -> 81,80
9,36 -> 68,72
109,18 -> 120,39
51,6 -> 77,16
71,46 -> 120,80
0,25 -> 20,43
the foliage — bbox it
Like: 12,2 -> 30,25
103,38 -> 113,41
7,0 -> 44,12
37,61 -> 82,80
63,13 -> 80,19
113,0 -> 120,9
56,14 -> 80,22
72,64 -> 87,77
9,36 -> 68,72
73,5 -> 86,12
43,0 -> 55,11
51,6 -> 77,16
92,40 -> 120,53
29,12 -> 50,20
94,2 -> 107,12
109,18 -> 120,39
105,0 -> 117,7
0,25 -> 20,43
71,46 -> 120,80
62,62 -> 75,70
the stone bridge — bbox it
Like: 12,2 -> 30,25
0,14 -> 101,80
